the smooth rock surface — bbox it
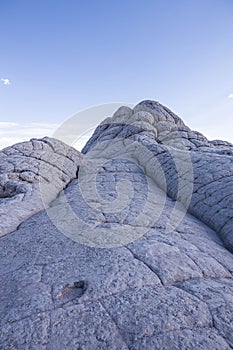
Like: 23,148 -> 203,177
1,100 -> 233,349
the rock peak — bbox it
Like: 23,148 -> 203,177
1,101 -> 233,349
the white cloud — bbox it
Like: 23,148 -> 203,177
228,93 -> 233,99
0,122 -> 18,127
1,78 -> 11,85
73,129 -> 95,151
0,122 -> 59,150
0,121 -> 91,151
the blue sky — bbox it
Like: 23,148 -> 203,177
0,0 -> 233,149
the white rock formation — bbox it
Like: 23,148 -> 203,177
1,101 -> 233,349
0,137 -> 82,236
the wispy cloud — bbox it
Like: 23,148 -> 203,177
0,121 -> 93,151
1,78 -> 11,85
0,122 -> 59,150
228,93 -> 233,99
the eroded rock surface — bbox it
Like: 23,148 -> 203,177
83,100 -> 233,252
0,137 -> 82,236
1,101 -> 233,349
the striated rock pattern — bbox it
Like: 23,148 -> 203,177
83,100 -> 233,252
1,101 -> 233,349
0,137 -> 82,236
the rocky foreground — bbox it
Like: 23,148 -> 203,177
1,100 -> 233,349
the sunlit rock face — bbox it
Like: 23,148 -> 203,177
1,101 -> 233,349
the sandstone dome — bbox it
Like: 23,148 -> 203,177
1,101 -> 233,349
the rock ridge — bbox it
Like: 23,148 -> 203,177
0,136 -> 82,236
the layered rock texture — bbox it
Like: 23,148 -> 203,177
1,100 -> 233,349
0,137 -> 82,236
